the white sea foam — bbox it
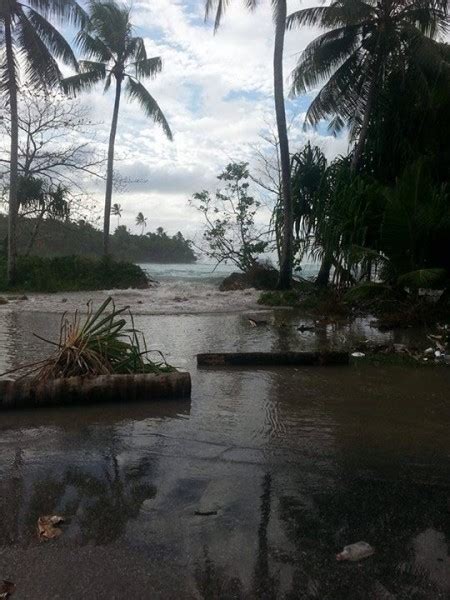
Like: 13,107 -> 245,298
0,280 -> 262,315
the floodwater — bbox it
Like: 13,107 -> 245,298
0,301 -> 449,599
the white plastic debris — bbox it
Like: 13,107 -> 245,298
435,350 -> 442,358
351,352 -> 366,358
336,541 -> 375,562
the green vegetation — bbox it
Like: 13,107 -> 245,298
0,215 -> 196,265
0,256 -> 149,293
205,0 -> 294,289
7,297 -> 175,379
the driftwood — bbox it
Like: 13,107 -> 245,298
0,372 -> 191,410
197,351 -> 349,367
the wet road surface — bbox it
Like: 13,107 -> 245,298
0,310 -> 449,599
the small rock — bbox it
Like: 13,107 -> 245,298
18,295 -> 28,301
0,297 -> 8,305
424,347 -> 434,355
61,298 -> 68,303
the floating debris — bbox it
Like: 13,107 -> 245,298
336,541 -> 375,562
194,510 -> 218,516
38,515 -> 65,540
351,352 -> 366,358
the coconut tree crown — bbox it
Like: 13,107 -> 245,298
288,0 -> 449,137
0,0 -> 86,92
62,0 -> 172,140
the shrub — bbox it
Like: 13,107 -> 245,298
0,255 -> 149,292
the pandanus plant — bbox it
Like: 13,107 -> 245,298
63,0 -> 173,255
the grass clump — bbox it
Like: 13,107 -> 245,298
0,255 -> 149,293
3,297 -> 175,380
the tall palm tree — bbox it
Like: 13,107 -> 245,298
135,212 -> 147,235
288,0 -> 449,172
111,202 -> 122,228
0,0 -> 86,284
205,0 -> 293,289
62,0 -> 173,256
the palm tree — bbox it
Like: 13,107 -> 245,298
111,202 -> 122,228
62,0 -> 173,256
205,0 -> 293,289
0,0 -> 86,284
288,0 -> 449,172
135,212 -> 147,235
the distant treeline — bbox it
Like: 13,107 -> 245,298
0,216 -> 196,264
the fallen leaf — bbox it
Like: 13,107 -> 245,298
0,580 -> 16,599
38,515 -> 65,540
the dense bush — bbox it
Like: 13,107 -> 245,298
0,255 -> 149,292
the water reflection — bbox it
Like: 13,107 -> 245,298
0,310 -> 449,597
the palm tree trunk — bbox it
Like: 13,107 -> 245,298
350,70 -> 378,172
274,0 -> 293,290
5,19 -> 19,285
103,75 -> 122,255
315,253 -> 332,287
25,206 -> 46,257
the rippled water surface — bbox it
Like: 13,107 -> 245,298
0,306 -> 449,599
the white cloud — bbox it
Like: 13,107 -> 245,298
62,0 -> 350,236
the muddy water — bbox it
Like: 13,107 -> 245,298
0,309 -> 449,599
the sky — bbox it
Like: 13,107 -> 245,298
32,0 -> 351,238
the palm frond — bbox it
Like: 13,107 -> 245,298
26,0 -> 89,28
287,1 -> 374,30
16,7 -> 62,89
89,0 -> 131,56
25,7 -> 78,70
290,26 -> 364,94
75,30 -> 112,62
124,36 -> 146,62
205,0 -> 231,32
125,77 -> 173,140
130,56 -> 162,79
79,60 -> 106,76
61,69 -> 105,95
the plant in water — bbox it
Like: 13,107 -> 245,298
3,297 -> 175,380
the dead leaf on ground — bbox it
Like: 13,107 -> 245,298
0,580 -> 16,599
37,515 -> 65,540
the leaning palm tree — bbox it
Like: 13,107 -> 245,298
62,0 -> 173,255
205,0 -> 293,289
0,0 -> 86,284
288,0 -> 449,171
135,212 -> 147,235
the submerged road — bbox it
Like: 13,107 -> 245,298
0,310 -> 449,599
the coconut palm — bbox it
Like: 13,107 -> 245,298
0,0 -> 86,283
288,0 -> 449,171
135,212 -> 147,235
62,0 -> 173,256
111,202 -> 122,228
205,0 -> 293,289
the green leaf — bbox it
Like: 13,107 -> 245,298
397,268 -> 447,289
125,77 -> 173,140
